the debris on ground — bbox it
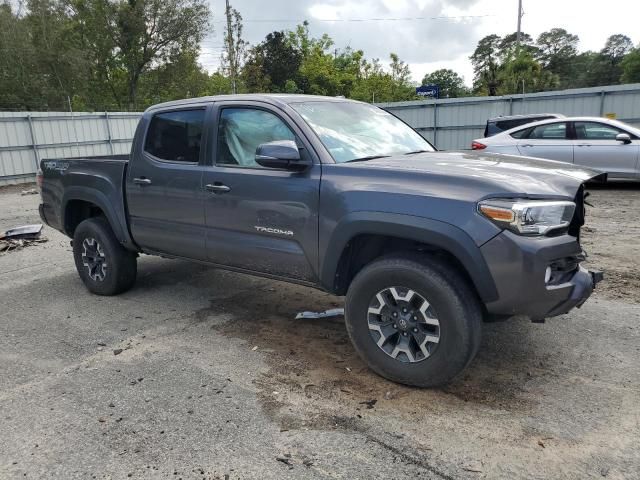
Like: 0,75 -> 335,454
21,188 -> 38,196
462,461 -> 484,473
295,308 -> 344,320
275,454 -> 294,469
0,224 -> 47,253
359,399 -> 377,409
3,224 -> 43,240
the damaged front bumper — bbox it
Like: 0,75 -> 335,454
481,230 -> 603,322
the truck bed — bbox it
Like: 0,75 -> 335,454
39,155 -> 133,249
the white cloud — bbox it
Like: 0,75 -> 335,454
201,0 -> 640,86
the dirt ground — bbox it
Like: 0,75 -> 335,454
0,183 -> 639,479
580,183 -> 640,303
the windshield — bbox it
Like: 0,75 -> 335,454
290,101 -> 435,163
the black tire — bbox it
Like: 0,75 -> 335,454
72,217 -> 137,296
345,253 -> 482,387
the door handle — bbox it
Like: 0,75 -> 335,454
206,183 -> 231,194
133,177 -> 152,185
520,144 -> 533,147
576,144 -> 591,147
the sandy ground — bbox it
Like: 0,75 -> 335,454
0,183 -> 638,479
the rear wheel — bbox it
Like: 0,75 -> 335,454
73,217 -> 137,295
345,254 -> 482,387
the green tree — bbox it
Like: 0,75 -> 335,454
498,32 -> 538,59
470,34 -> 501,95
536,28 -> 579,87
497,50 -> 558,95
243,30 -> 301,92
112,0 -> 210,108
621,48 -> 640,83
600,34 -> 633,84
221,1 -> 246,94
421,69 -> 468,98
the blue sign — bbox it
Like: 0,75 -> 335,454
416,84 -> 439,99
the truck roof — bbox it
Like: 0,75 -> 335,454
146,94 -> 357,112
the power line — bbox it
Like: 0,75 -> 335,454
210,14 -> 494,24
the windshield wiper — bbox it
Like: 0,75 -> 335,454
404,149 -> 431,155
345,155 -> 391,163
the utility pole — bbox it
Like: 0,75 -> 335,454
516,0 -> 523,50
225,0 -> 237,94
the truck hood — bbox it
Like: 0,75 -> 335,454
349,150 -> 604,198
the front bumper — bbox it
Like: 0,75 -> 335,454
481,231 -> 602,321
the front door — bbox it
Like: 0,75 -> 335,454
572,121 -> 640,178
517,121 -> 573,163
126,106 -> 209,260
203,102 -> 320,282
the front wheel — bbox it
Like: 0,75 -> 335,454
72,217 -> 137,296
345,254 -> 482,387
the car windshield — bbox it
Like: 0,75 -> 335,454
290,101 -> 435,163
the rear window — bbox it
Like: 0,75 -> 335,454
144,109 -> 205,162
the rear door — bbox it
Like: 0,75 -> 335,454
126,106 -> 210,259
572,121 -> 640,178
202,101 -> 321,282
516,121 -> 573,163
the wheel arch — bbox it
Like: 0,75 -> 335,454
62,186 -> 134,249
320,212 -> 498,303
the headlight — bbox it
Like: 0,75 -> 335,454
478,199 -> 575,236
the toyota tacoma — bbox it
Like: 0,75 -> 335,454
38,94 -> 603,387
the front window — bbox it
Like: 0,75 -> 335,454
574,121 -> 627,140
290,101 -> 434,163
217,108 -> 295,167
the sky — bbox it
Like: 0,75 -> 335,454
201,0 -> 640,86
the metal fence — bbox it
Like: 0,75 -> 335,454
380,83 -> 640,150
0,112 -> 140,186
2,83 -> 640,185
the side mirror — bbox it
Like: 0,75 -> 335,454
616,133 -> 632,144
255,140 -> 310,171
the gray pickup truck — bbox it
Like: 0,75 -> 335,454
38,94 -> 603,387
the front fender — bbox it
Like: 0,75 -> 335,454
319,211 -> 499,303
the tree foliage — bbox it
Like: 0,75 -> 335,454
421,69 -> 469,98
470,30 -> 637,96
1,2 -> 639,111
1,0 -> 210,110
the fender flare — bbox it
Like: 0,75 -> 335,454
319,211 -> 499,303
62,186 -> 135,249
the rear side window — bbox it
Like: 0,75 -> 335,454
527,122 -> 567,139
510,127 -> 532,139
144,109 -> 205,162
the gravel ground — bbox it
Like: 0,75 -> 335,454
0,184 -> 639,480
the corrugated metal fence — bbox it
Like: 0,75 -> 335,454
380,83 -> 640,150
0,112 -> 140,186
2,83 -> 640,185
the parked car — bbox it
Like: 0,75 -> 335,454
472,116 -> 640,180
484,113 -> 565,137
38,94 -> 603,388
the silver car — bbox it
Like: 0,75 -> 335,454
472,116 -> 640,180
